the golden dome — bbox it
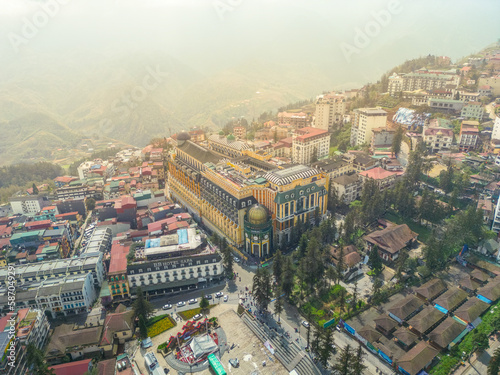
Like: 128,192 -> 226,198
248,204 -> 268,225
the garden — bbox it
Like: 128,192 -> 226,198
147,314 -> 177,337
178,305 -> 216,321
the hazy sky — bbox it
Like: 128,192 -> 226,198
1,0 -> 499,87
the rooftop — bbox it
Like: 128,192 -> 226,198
264,165 -> 320,186
397,341 -> 439,375
359,167 -> 397,180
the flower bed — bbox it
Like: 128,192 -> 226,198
147,315 -> 176,337
178,305 -> 216,321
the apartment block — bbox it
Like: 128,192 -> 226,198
314,94 -> 346,130
461,102 -> 484,121
350,108 -> 388,146
292,127 -> 330,164
459,120 -> 480,152
388,69 -> 460,97
9,195 -> 50,215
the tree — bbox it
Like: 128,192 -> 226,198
132,286 -> 154,319
368,246 -> 383,274
342,210 -> 357,244
26,342 -> 55,375
85,197 -> 96,212
320,218 -> 336,244
311,325 -> 321,355
273,286 -> 284,322
392,126 -> 404,156
349,281 -> 359,314
318,326 -> 335,367
472,331 -> 489,352
252,267 -> 272,311
298,234 -> 308,258
281,256 -> 294,297
339,288 -> 346,312
273,250 -> 283,284
372,278 -> 383,299
199,293 -> 210,311
332,344 -> 354,375
488,347 -> 500,375
351,344 -> 367,375
138,314 -> 148,339
32,182 -> 39,195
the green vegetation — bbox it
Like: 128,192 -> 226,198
431,298 -> 500,374
178,305 -> 215,321
0,161 -> 62,188
26,342 -> 55,375
146,315 -> 176,337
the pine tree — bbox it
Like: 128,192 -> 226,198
332,344 -> 354,375
318,326 -> 335,367
336,247 -> 345,282
199,293 -> 210,311
351,344 -> 367,375
392,125 -> 404,156
133,286 -> 154,319
272,250 -> 283,284
26,343 -> 55,375
298,234 -> 308,258
32,182 -> 39,195
368,246 -> 383,275
281,257 -> 294,297
273,286 -> 284,322
311,325 -> 321,355
138,314 -> 148,339
252,267 -> 272,311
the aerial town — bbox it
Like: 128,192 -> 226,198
3,42 -> 500,375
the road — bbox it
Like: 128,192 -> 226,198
485,101 -> 498,121
148,260 -> 395,375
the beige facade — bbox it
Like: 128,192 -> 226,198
292,127 -> 330,164
350,108 -> 388,146
314,94 -> 346,130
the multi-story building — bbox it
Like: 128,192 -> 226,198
107,242 -> 130,302
0,272 -> 97,318
55,198 -> 86,216
427,98 -> 464,113
0,308 -> 50,375
77,160 -> 115,181
330,174 -> 362,205
422,127 -> 454,153
314,94 -> 346,130
459,120 -> 480,152
208,133 -> 251,158
127,228 -> 224,296
478,76 -> 500,96
168,134 -> 328,255
233,126 -> 247,139
80,227 -> 112,257
9,195 -> 50,215
493,115 -> 500,141
461,101 -> 484,121
0,254 -> 105,291
277,112 -> 308,129
292,127 -> 330,164
350,108 -> 388,146
312,157 -> 354,180
359,167 -> 399,191
388,69 -> 460,96
56,184 -> 102,201
491,197 -> 500,233
371,127 -> 395,150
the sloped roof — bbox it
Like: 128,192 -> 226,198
374,314 -> 398,332
471,268 -> 489,283
407,306 -> 445,334
97,358 -> 116,375
49,359 -> 91,375
177,141 -> 221,164
414,278 -> 447,301
477,277 -> 500,302
388,295 -> 423,321
428,317 -> 466,348
100,310 -> 134,346
357,325 -> 381,343
453,297 -> 489,323
433,288 -> 468,311
398,342 -> 439,375
458,276 -> 479,292
393,327 -> 418,346
47,325 -> 102,356
364,224 -> 418,254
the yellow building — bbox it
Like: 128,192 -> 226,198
168,135 -> 329,257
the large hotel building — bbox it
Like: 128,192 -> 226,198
168,132 -> 329,259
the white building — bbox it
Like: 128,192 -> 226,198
314,94 -> 346,130
461,102 -> 484,121
292,127 -> 330,164
491,198 -> 500,233
422,127 -> 454,153
9,195 -> 50,215
492,115 -> 500,141
350,108 -> 388,146
388,69 -> 460,97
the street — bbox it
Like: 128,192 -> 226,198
147,260 -> 396,375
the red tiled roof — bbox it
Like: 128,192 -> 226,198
25,219 -> 52,228
0,225 -> 12,237
294,127 -> 328,141
424,128 -> 453,136
54,176 -> 77,184
49,359 -> 91,375
359,167 -> 396,180
109,243 -> 129,274
41,206 -> 56,211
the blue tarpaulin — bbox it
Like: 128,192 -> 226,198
477,294 -> 492,304
178,229 -> 188,244
434,304 -> 448,314
145,238 -> 161,248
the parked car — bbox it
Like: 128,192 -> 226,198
163,368 -> 170,374
229,358 -> 239,368
162,304 -> 172,310
234,257 -> 240,263
177,301 -> 186,307
302,321 -> 310,328
193,313 -> 203,320
206,294 -> 213,300
188,298 -> 197,305
215,292 -> 224,298
224,295 -> 228,302
336,325 -> 341,332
